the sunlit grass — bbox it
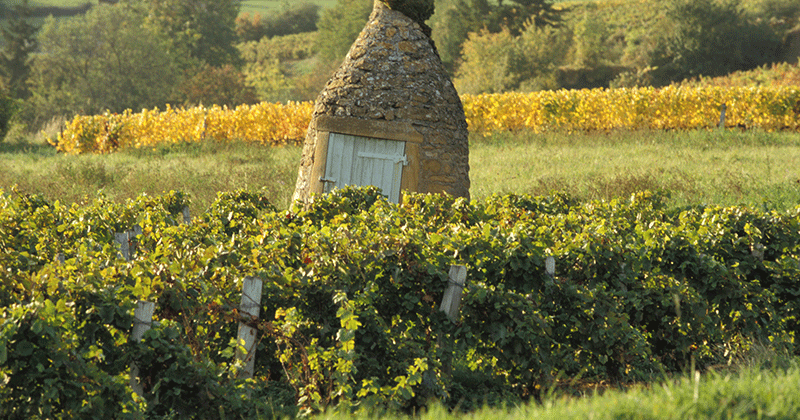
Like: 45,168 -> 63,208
469,128 -> 800,211
306,360 -> 800,420
0,138 -> 300,211
2,128 -> 799,213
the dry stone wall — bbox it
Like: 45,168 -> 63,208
292,0 -> 469,203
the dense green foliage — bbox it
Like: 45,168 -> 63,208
685,60 -> 800,87
2,186 -> 799,417
235,2 -> 320,42
23,3 -> 182,126
237,32 -> 319,102
143,0 -> 242,67
315,0 -> 373,63
0,90 -> 16,140
3,0 -> 798,140
6,0 -> 253,128
0,0 -> 37,100
647,0 -> 781,86
453,0 -> 795,93
430,0 -> 561,73
177,64 -> 259,108
383,0 -> 436,26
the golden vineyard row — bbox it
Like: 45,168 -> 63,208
52,86 -> 800,154
51,102 -> 315,154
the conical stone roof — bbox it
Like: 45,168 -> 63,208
292,0 -> 469,203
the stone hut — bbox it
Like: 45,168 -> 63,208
292,0 -> 469,204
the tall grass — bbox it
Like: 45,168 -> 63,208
0,138 -> 300,211
308,347 -> 800,420
470,128 -> 800,211
2,128 -> 799,212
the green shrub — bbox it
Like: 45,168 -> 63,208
236,2 -> 320,42
3,188 -> 800,415
649,0 -> 782,85
0,92 -> 16,141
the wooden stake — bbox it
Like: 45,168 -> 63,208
114,231 -> 131,261
545,256 -> 555,278
236,276 -> 263,379
440,265 -> 466,322
182,206 -> 191,224
114,226 -> 142,261
130,301 -> 155,397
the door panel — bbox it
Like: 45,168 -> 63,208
323,133 -> 407,203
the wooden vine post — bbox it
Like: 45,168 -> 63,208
440,265 -> 466,321
545,256 -> 556,280
439,265 -> 466,377
130,301 -> 156,397
236,276 -> 263,379
114,226 -> 155,398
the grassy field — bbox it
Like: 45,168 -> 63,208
3,128 -> 800,419
471,128 -> 800,211
314,357 -> 800,420
385,362 -> 800,420
2,128 -> 799,213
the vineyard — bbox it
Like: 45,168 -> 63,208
2,186 -> 799,418
51,85 -> 800,154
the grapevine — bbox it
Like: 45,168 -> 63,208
50,86 -> 800,154
2,187 -> 800,416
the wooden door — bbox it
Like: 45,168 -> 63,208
322,132 -> 407,203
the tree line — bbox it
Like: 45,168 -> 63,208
1,0 -> 798,142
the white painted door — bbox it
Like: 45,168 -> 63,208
322,133 -> 407,203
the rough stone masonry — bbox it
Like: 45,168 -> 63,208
292,0 -> 470,203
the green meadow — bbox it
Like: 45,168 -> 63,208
239,0 -> 339,15
3,128 -> 800,419
3,128 -> 799,212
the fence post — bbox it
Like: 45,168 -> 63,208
114,225 -> 142,261
115,227 -> 155,398
182,206 -> 191,224
236,276 -> 263,379
545,256 -> 555,280
130,301 -> 156,397
440,265 -> 466,322
438,265 -> 467,381
114,231 -> 132,261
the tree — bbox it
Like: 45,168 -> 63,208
235,2 -> 320,42
494,0 -> 560,34
430,0 -> 560,74
143,0 -> 242,67
573,11 -> 609,68
25,3 -> 181,124
315,0 -> 373,63
430,0 -> 494,73
0,0 -> 38,99
453,28 -> 521,94
176,64 -> 258,107
649,0 -> 781,85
